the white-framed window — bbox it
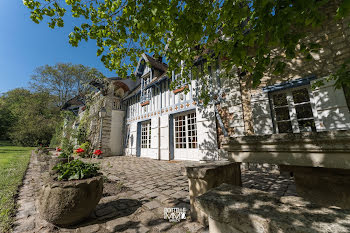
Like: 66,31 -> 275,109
270,86 -> 318,133
141,88 -> 151,103
174,112 -> 198,149
141,121 -> 151,148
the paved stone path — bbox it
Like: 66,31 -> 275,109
13,155 -> 296,233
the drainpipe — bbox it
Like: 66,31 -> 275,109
99,117 -> 103,150
154,82 -> 162,160
98,107 -> 107,150
158,117 -> 161,160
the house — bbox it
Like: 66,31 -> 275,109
63,4 -> 350,164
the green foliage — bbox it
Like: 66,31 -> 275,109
0,89 -> 61,147
0,142 -> 32,232
331,59 -> 350,89
61,137 -> 74,156
50,116 -> 65,148
23,0 -> 350,97
60,111 -> 79,146
53,159 -> 100,181
0,101 -> 15,140
58,152 -> 70,159
29,63 -> 105,107
76,108 -> 90,145
312,59 -> 350,90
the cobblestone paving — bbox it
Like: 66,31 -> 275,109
13,155 -> 297,233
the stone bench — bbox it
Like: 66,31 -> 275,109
222,130 -> 350,209
184,162 -> 241,225
195,183 -> 350,233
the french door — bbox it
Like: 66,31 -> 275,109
173,111 -> 198,160
140,121 -> 151,157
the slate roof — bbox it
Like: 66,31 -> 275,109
143,54 -> 168,72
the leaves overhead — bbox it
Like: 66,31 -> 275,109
23,0 -> 350,88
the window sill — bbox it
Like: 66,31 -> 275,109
140,101 -> 150,106
173,85 -> 188,94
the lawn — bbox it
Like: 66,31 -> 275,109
0,141 -> 33,232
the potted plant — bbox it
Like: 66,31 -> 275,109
49,152 -> 73,175
49,139 -> 74,173
38,159 -> 103,226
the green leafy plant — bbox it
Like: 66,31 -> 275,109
53,159 -> 100,181
58,152 -> 72,159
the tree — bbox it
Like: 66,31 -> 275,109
0,88 -> 61,146
0,98 -> 15,140
30,63 -> 105,107
23,0 -> 350,93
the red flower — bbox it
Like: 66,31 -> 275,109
76,148 -> 85,153
56,148 -> 62,152
93,150 -> 102,156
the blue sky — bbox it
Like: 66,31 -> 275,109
0,1 -> 117,94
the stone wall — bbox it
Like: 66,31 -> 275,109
254,3 -> 350,95
233,1 -> 350,136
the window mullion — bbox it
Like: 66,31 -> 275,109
271,95 -> 279,134
287,91 -> 300,133
308,87 -> 320,130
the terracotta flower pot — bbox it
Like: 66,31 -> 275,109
38,176 -> 103,226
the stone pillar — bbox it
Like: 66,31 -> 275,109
280,165 -> 350,209
185,162 -> 242,225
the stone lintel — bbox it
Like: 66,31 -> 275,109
195,183 -> 350,233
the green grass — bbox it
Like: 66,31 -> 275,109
0,141 -> 33,232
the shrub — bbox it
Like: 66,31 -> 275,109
53,159 -> 100,181
58,152 -> 72,159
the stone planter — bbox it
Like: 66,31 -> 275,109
38,175 -> 103,226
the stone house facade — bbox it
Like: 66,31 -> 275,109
64,8 -> 350,163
